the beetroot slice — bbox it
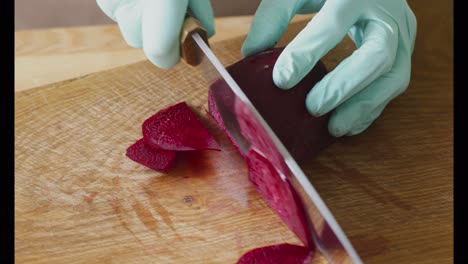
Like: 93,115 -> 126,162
208,88 -> 246,158
246,149 -> 310,247
143,102 -> 220,151
237,243 -> 313,264
235,98 -> 288,176
126,139 -> 177,172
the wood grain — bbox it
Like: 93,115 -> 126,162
14,15 -> 314,92
15,21 -> 334,264
15,1 -> 452,263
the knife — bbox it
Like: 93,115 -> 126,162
180,16 -> 363,264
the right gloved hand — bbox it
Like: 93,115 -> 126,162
242,0 -> 417,137
97,0 -> 215,69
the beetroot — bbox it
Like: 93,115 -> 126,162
126,139 -> 177,172
237,243 -> 313,264
247,149 -> 311,247
209,48 -> 335,164
208,48 -> 337,260
143,102 -> 220,151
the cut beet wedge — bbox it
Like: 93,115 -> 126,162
237,243 -> 313,264
246,149 -> 311,247
126,139 -> 177,172
142,102 -> 220,151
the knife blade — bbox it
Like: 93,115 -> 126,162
181,16 -> 363,264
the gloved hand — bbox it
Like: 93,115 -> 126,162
242,0 -> 417,137
96,0 -> 215,68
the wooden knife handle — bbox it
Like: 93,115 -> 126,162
180,15 -> 209,66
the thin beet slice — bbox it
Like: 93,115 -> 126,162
126,139 -> 177,172
246,149 -> 310,247
237,243 -> 313,264
208,88 -> 246,158
142,102 -> 220,151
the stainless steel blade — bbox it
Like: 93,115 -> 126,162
192,32 -> 363,264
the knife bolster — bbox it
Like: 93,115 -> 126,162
180,16 -> 209,66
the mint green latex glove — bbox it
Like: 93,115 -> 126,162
242,0 -> 417,137
97,0 -> 215,68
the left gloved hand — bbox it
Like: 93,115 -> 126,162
242,0 -> 417,136
96,0 -> 215,69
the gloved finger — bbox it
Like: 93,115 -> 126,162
241,0 -> 302,57
297,0 -> 325,14
97,0 -> 143,48
272,0 -> 363,89
345,104 -> 386,136
404,5 -> 417,53
189,0 -> 215,37
142,0 -> 189,68
306,20 -> 398,116
328,47 -> 411,137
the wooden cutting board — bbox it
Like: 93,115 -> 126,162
15,12 -> 452,264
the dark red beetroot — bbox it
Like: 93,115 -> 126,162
208,48 -> 336,260
209,48 -> 335,164
237,243 -> 313,264
246,149 -> 310,247
126,139 -> 177,172
143,102 -> 220,151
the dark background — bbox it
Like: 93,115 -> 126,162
15,0 -> 262,30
